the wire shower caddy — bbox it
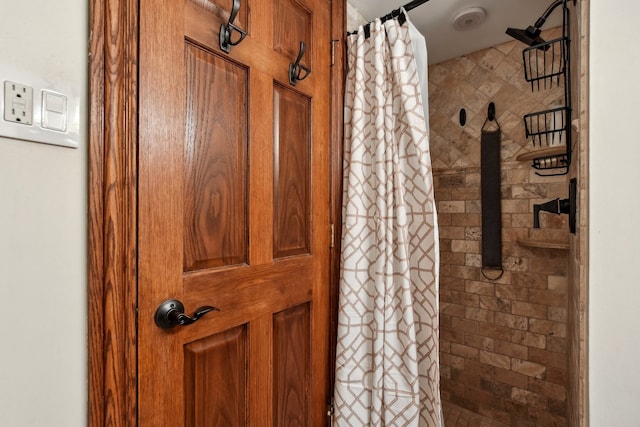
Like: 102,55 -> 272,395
519,0 -> 572,176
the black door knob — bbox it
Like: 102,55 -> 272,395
154,299 -> 219,329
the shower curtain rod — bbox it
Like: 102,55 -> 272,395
347,0 -> 431,36
403,0 -> 431,12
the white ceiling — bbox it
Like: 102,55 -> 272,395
347,0 -> 564,64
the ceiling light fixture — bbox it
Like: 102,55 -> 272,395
451,7 -> 487,31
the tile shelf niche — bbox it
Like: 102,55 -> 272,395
516,0 -> 572,176
516,238 -> 569,250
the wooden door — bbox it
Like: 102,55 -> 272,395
137,0 -> 331,425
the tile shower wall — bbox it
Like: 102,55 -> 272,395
429,28 -> 570,426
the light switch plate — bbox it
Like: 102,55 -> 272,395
0,65 -> 80,149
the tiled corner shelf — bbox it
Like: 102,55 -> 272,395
516,238 -> 569,250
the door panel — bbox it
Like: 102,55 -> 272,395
184,326 -> 248,426
273,84 -> 310,258
184,43 -> 249,270
138,0 -> 330,425
273,304 -> 310,426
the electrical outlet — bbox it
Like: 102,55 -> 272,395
3,81 -> 33,125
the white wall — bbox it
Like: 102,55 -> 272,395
589,2 -> 640,425
0,1 -> 87,426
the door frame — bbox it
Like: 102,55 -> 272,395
88,0 -> 139,425
87,0 -> 345,425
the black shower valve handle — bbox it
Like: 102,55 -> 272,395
533,197 -> 570,228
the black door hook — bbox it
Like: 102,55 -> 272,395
219,0 -> 247,54
487,102 -> 496,121
289,41 -> 311,86
482,102 -> 501,131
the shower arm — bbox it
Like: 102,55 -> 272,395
532,0 -> 564,32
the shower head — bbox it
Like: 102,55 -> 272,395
506,0 -> 563,47
505,26 -> 546,46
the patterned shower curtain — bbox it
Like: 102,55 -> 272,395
333,12 -> 442,427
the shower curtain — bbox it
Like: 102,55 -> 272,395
333,12 -> 442,427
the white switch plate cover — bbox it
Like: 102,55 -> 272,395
0,65 -> 80,149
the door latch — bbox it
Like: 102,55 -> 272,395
154,299 -> 219,329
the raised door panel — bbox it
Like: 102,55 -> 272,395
184,325 -> 248,426
184,43 -> 249,271
273,84 -> 311,258
273,303 -> 311,426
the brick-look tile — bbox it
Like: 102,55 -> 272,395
502,256 -> 528,272
443,401 -> 509,427
529,348 -> 567,370
465,281 -> 494,295
511,301 -> 548,319
528,378 -> 567,402
439,213 -> 453,226
529,289 -> 567,307
512,330 -> 547,349
479,351 -> 511,369
548,306 -> 568,322
441,226 -> 466,239
494,340 -> 528,359
495,367 -> 529,388
442,302 -> 466,318
546,336 -> 567,354
478,323 -> 512,341
513,272 -> 548,289
465,254 -> 482,268
465,198 -> 482,213
495,284 -> 528,301
464,226 -> 482,240
465,334 -> 495,352
529,318 -> 567,338
547,275 -> 569,292
441,327 -> 465,344
479,296 -> 511,312
511,387 -> 547,409
451,317 -> 479,334
495,312 -> 528,331
465,307 -> 495,323
451,343 -> 480,360
442,353 -> 466,370
442,276 -> 466,292
439,201 -> 466,213
442,251 -> 466,266
451,291 -> 480,307
451,213 -> 482,227
452,239 -> 480,253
